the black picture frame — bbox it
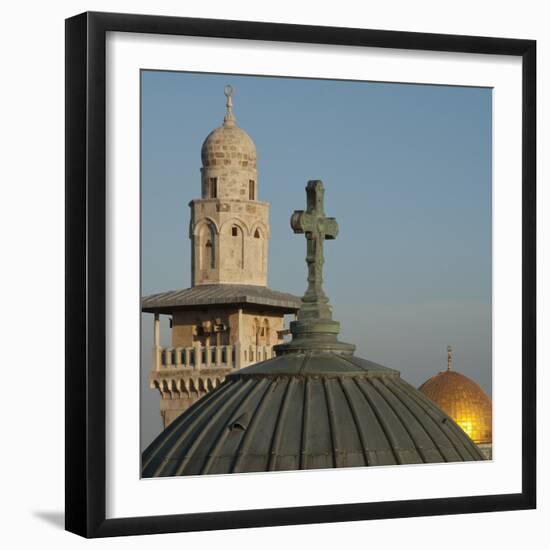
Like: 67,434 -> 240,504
65,11 -> 536,538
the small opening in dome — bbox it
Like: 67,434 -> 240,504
229,412 -> 250,431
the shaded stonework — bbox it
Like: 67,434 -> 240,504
146,300 -> 295,427
142,87 -> 300,428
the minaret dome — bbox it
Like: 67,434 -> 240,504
200,85 -> 258,200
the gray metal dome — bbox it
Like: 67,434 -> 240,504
142,353 -> 484,477
142,180 -> 485,477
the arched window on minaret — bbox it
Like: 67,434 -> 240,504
227,223 -> 244,269
254,318 -> 270,351
205,240 -> 213,269
253,227 -> 263,272
198,222 -> 216,270
209,177 -> 218,199
249,180 -> 255,200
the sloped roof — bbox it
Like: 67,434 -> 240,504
141,284 -> 301,313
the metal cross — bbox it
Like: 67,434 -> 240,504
291,180 -> 338,320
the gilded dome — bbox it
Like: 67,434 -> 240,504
419,353 -> 492,445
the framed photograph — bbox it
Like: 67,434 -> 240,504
65,11 -> 536,538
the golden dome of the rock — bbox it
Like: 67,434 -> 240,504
419,347 -> 492,445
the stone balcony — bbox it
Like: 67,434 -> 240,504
150,343 -> 275,400
154,342 -> 275,370
146,311 -> 285,426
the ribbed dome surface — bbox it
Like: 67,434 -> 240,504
142,353 -> 484,477
419,370 -> 492,445
201,125 -> 257,169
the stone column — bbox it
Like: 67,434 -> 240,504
235,342 -> 242,370
237,308 -> 243,341
235,308 -> 243,369
153,313 -> 161,371
194,341 -> 202,370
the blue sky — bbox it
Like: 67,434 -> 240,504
140,71 -> 492,449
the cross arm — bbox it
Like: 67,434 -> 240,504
324,218 -> 339,240
290,210 -> 307,234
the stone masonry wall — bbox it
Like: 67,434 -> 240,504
172,307 -> 285,349
190,198 -> 269,286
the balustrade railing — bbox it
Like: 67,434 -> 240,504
154,343 -> 275,371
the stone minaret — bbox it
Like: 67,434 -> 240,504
190,85 -> 269,286
142,86 -> 301,429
